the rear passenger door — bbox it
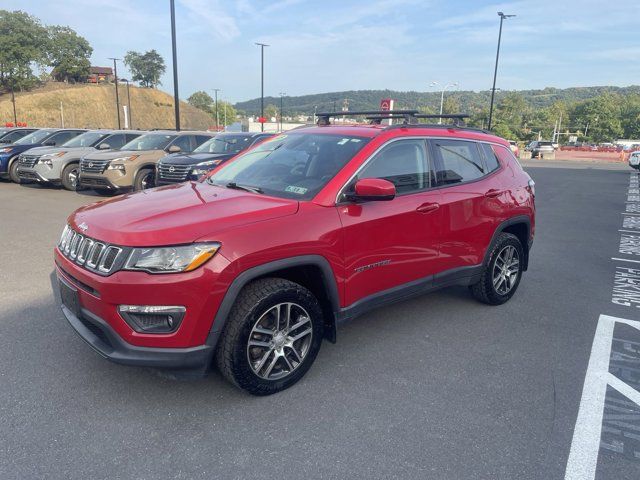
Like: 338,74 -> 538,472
430,139 -> 509,272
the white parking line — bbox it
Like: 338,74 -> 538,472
612,257 -> 640,264
565,315 -> 640,480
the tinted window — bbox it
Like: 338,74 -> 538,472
209,133 -> 370,200
47,131 -> 79,146
15,130 -> 55,145
433,139 -> 485,185
195,135 -> 253,154
195,135 -> 213,146
480,143 -> 501,172
0,130 -> 31,143
170,135 -> 194,152
63,131 -> 108,148
100,133 -> 127,150
125,133 -> 141,143
353,139 -> 429,195
121,134 -> 176,151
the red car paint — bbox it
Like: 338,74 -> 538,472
55,124 -> 535,362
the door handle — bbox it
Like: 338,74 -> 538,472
416,202 -> 440,213
484,189 -> 504,198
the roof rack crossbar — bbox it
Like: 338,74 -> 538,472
316,110 -> 419,126
414,114 -> 470,126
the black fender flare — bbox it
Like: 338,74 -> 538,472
483,215 -> 532,270
205,255 -> 341,351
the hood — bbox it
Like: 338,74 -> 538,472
69,181 -> 299,246
1,143 -> 43,155
160,152 -> 233,166
21,146 -> 95,157
82,149 -> 141,161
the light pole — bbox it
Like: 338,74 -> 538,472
213,88 -> 220,130
170,0 -> 181,131
108,57 -> 121,129
10,82 -> 17,125
255,42 -> 269,132
488,11 -> 515,130
120,79 -> 132,129
430,81 -> 458,124
313,105 -> 317,124
279,92 -> 286,132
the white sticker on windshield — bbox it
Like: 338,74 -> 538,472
285,185 -> 308,195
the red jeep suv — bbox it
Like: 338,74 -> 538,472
55,112 -> 535,395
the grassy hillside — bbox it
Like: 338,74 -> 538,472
0,83 -> 213,130
235,86 -> 640,116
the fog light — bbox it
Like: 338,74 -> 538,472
118,305 -> 186,333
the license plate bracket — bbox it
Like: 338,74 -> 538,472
59,277 -> 81,318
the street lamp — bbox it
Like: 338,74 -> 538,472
255,42 -> 269,132
488,11 -> 515,130
430,81 -> 458,124
212,88 -> 220,130
120,79 -> 133,129
279,92 -> 286,132
170,0 -> 181,131
108,57 -> 121,129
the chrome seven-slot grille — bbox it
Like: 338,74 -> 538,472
58,225 -> 124,275
19,155 -> 40,168
80,159 -> 110,174
158,163 -> 191,182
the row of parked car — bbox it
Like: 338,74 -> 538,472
0,126 -> 274,194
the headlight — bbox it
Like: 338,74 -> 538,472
107,163 -> 126,171
111,155 -> 139,163
124,242 -> 221,273
1,147 -> 13,153
195,160 -> 220,167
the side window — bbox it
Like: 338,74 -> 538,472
195,135 -> 211,147
480,143 -> 501,172
48,131 -> 75,146
354,139 -> 430,195
102,134 -> 126,149
433,139 -> 485,185
125,133 -> 140,143
170,135 -> 194,152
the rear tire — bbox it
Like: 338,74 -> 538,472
61,163 -> 81,191
134,168 -> 155,191
215,278 -> 324,396
470,232 -> 524,305
8,158 -> 20,183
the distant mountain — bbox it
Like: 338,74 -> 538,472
234,86 -> 640,116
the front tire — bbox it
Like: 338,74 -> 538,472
470,232 -> 524,305
61,163 -> 81,191
215,278 -> 324,396
134,168 -> 155,191
8,158 -> 20,183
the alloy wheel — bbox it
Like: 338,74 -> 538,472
68,168 -> 79,188
492,245 -> 520,295
246,302 -> 313,381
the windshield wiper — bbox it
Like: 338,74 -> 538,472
225,182 -> 263,194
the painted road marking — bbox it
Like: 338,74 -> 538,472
565,315 -> 640,480
612,258 -> 640,264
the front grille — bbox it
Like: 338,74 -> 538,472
58,225 -> 126,276
18,171 -> 40,181
80,159 -> 110,173
78,316 -> 113,349
79,177 -> 111,187
19,155 -> 40,168
157,163 -> 190,183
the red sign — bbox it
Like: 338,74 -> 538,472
380,98 -> 394,111
258,116 -> 266,124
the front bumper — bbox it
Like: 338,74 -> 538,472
61,299 -> 214,372
17,166 -> 57,184
79,174 -> 122,190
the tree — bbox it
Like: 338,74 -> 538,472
216,101 -> 237,126
0,10 -> 48,91
572,93 -> 624,142
187,91 -> 214,114
47,26 -> 92,82
264,104 -> 278,121
124,49 -> 165,88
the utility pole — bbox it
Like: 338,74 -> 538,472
488,12 -> 515,130
255,42 -> 269,132
279,92 -> 286,132
170,0 -> 181,130
213,88 -> 220,130
10,84 -> 17,125
125,80 -> 132,129
108,57 -> 121,129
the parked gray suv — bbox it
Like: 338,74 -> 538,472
17,130 -> 143,190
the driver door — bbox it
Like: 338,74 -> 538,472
338,138 -> 444,306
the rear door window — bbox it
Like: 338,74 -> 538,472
432,139 -> 485,185
102,134 -> 126,150
170,135 -> 194,153
47,131 -> 79,146
480,143 -> 501,172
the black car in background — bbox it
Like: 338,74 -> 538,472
156,132 -> 274,185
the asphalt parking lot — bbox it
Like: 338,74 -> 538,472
1,161 -> 639,480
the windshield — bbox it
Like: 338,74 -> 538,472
62,131 -> 108,148
14,130 -> 54,145
208,133 -> 370,200
121,133 -> 176,151
195,135 -> 254,154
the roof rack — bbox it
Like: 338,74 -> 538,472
414,114 -> 470,127
316,110 -> 419,126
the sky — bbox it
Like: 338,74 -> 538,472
5,0 -> 640,103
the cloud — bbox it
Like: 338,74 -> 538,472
178,0 -> 240,41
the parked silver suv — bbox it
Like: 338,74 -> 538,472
17,130 -> 143,190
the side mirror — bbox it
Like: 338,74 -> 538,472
168,145 -> 181,153
347,178 -> 396,202
98,142 -> 110,150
